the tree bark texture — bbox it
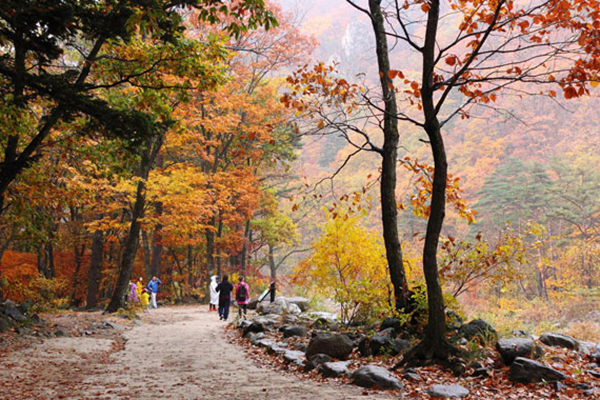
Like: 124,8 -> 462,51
86,228 -> 104,309
369,0 -> 409,311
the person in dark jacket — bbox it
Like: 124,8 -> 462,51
215,274 -> 234,321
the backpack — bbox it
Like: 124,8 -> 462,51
236,284 -> 248,302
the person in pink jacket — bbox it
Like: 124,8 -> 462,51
235,276 -> 250,319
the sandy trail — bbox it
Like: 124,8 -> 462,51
1,305 -> 397,400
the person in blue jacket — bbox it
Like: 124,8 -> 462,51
147,276 -> 162,309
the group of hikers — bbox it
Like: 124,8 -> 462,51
127,273 -> 274,318
127,276 -> 162,310
209,275 -> 275,321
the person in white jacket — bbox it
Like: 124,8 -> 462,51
209,276 -> 219,311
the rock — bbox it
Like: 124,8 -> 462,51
391,338 -> 410,355
280,325 -> 308,339
446,311 -> 463,330
403,371 -> 421,381
539,333 -> 579,351
243,320 -> 266,337
307,311 -> 338,321
247,299 -> 259,310
587,370 -> 600,379
283,350 -> 306,367
311,317 -> 335,330
509,357 -> 569,383
380,317 -> 401,332
592,343 -> 600,363
256,339 -> 286,355
29,314 -> 44,326
283,315 -> 299,325
292,342 -> 307,352
579,341 -> 595,356
286,297 -> 310,312
427,384 -> 470,398
54,327 -> 70,337
496,338 -> 538,365
357,336 -> 372,357
17,299 -> 34,316
449,357 -> 466,377
103,321 -> 126,331
319,361 -> 351,378
0,316 -> 10,333
304,353 -> 332,372
513,329 -> 532,338
459,319 -> 497,342
350,365 -> 403,390
257,297 -> 301,316
4,300 -> 27,322
370,327 -> 398,356
249,332 -> 266,345
306,333 -> 354,360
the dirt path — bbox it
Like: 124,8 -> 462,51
1,305 -> 396,400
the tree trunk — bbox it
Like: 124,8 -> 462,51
418,0 -> 452,359
86,228 -> 104,309
268,243 -> 277,281
149,200 -> 163,278
70,243 -> 85,305
106,135 -> 163,313
141,229 -> 151,277
369,0 -> 409,311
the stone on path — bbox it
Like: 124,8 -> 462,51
319,361 -> 351,378
306,333 -> 354,360
539,332 -> 579,351
350,365 -> 403,390
427,384 -> 470,398
509,357 -> 569,383
496,338 -> 539,365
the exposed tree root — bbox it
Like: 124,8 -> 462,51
393,338 -> 464,373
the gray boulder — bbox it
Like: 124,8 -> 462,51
306,333 -> 353,360
350,365 -> 403,390
249,332 -> 266,345
103,321 -> 126,331
380,317 -> 401,332
243,320 -> 267,337
391,338 -> 410,355
286,297 -> 310,312
256,297 -> 301,316
496,338 -> 540,365
283,350 -> 306,367
509,357 -> 569,383
591,342 -> 600,363
370,327 -> 398,356
54,327 -> 70,337
459,319 -> 497,342
579,341 -> 595,356
319,361 -> 351,378
0,315 -> 10,333
427,384 -> 469,398
4,300 -> 26,322
280,325 -> 308,339
539,332 -> 579,351
304,353 -> 332,372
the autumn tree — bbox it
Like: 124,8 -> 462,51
285,0 -> 600,361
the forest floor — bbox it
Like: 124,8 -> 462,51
0,305 -> 396,400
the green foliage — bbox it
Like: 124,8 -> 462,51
11,275 -> 69,312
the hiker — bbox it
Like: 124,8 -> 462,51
140,288 -> 150,310
209,275 -> 219,311
235,276 -> 250,318
128,281 -> 139,304
215,275 -> 234,321
147,276 -> 162,309
269,281 -> 276,303
135,277 -> 144,300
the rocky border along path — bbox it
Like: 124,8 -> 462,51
1,305 -> 396,400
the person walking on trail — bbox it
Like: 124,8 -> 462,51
209,275 -> 219,311
128,281 -> 139,304
215,275 -> 234,321
147,276 -> 162,309
235,276 -> 250,319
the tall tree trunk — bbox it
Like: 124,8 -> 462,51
106,135 -> 163,313
149,200 -> 163,278
187,243 -> 194,286
141,229 -> 151,277
369,0 -> 409,311
70,243 -> 85,305
419,0 -> 452,359
86,228 -> 104,309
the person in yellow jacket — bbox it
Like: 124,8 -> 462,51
140,288 -> 150,310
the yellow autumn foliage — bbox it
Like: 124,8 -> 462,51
292,214 -> 393,325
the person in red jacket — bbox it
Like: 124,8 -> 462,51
235,276 -> 250,319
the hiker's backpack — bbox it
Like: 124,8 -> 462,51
236,284 -> 248,302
